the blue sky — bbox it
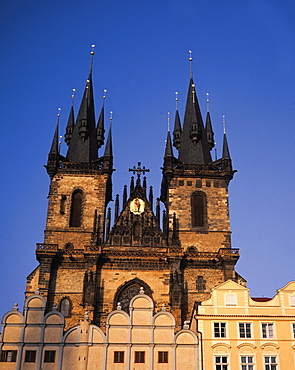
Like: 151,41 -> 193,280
0,0 -> 295,317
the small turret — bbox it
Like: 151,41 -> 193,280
172,92 -> 182,150
46,109 -> 61,179
205,93 -> 214,151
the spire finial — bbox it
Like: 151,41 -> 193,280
89,44 -> 95,73
222,115 -> 226,134
102,89 -> 107,107
188,50 -> 193,79
71,88 -> 76,107
206,92 -> 210,112
109,111 -> 113,129
167,112 -> 170,132
175,91 -> 179,110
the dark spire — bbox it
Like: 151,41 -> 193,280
149,186 -> 153,212
156,198 -> 160,225
122,185 -> 127,209
173,109 -> 182,150
178,53 -> 212,165
106,207 -> 111,238
65,47 -> 98,163
64,104 -> 75,146
205,93 -> 214,151
222,115 -> 231,159
142,176 -> 147,198
114,194 -> 119,223
205,112 -> 214,150
46,110 -> 61,179
97,90 -> 106,150
165,129 -> 173,157
104,116 -> 113,158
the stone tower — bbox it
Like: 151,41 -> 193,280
25,51 -> 244,331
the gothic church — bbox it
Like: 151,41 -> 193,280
0,50 -> 245,369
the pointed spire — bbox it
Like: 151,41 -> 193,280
222,115 -> 231,159
115,194 -> 119,223
106,207 -> 111,237
173,92 -> 182,150
122,185 -> 127,209
65,90 -> 75,146
66,46 -> 98,162
178,51 -> 212,165
50,109 -> 61,154
156,198 -> 160,225
104,112 -> 113,157
165,112 -> 173,157
149,186 -> 153,212
143,176 -> 147,197
46,109 -> 61,178
205,93 -> 214,151
97,90 -> 106,149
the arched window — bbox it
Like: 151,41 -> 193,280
197,276 -> 205,292
191,192 -> 206,228
69,190 -> 83,227
60,297 -> 71,317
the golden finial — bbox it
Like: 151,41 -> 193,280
89,44 -> 95,73
71,88 -> 76,106
102,89 -> 107,106
188,50 -> 193,79
57,107 -> 62,117
214,142 -> 217,161
192,83 -> 195,104
167,112 -> 170,132
206,92 -> 210,112
222,115 -> 226,134
175,91 -> 179,110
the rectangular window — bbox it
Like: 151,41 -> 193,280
44,350 -> 56,363
264,356 -> 278,370
214,322 -> 226,338
0,350 -> 17,362
225,293 -> 237,305
25,350 -> 36,363
158,351 -> 168,363
292,323 -> 295,339
241,356 -> 254,370
239,323 -> 252,338
114,351 -> 124,363
135,351 -> 145,363
215,356 -> 229,370
290,295 -> 295,306
262,323 -> 274,339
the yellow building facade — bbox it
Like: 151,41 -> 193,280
192,280 -> 295,370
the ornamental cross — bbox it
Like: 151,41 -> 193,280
129,162 -> 150,179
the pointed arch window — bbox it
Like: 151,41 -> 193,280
191,191 -> 207,228
70,190 -> 83,227
60,297 -> 71,317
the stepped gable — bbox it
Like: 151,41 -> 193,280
104,180 -> 167,249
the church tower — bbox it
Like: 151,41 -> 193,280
26,48 -> 113,328
25,50 -> 244,331
160,53 -> 244,320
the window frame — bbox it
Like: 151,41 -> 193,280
59,297 -> 72,318
44,350 -> 56,363
69,189 -> 83,227
0,350 -> 17,362
213,322 -> 227,338
240,355 -> 254,370
25,350 -> 37,363
158,351 -> 168,363
261,322 -> 274,339
292,323 -> 295,339
134,351 -> 145,363
263,355 -> 278,370
191,191 -> 207,229
239,322 -> 252,339
114,351 -> 124,363
225,293 -> 237,306
214,355 -> 229,370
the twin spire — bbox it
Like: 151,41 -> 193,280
48,45 -> 112,165
167,51 -> 231,165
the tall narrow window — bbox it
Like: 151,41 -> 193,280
191,192 -> 206,227
197,276 -> 205,292
70,190 -> 83,227
60,298 -> 71,317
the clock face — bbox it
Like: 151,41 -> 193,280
130,198 -> 145,214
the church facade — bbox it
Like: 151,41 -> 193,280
2,50 -> 293,369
